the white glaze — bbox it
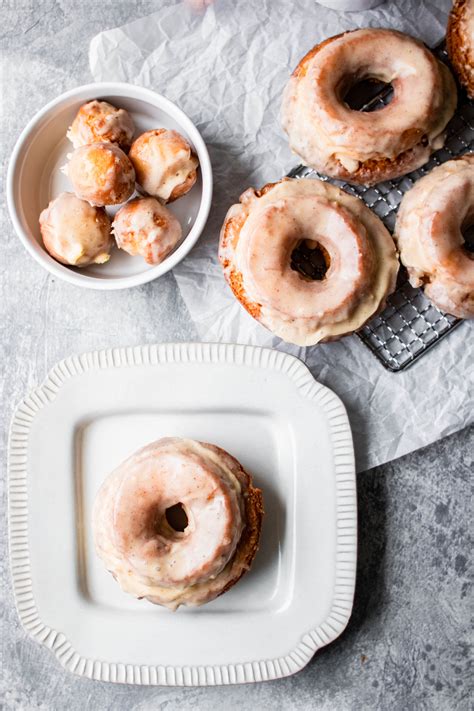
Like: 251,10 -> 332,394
281,29 -> 457,181
130,129 -> 199,202
67,100 -> 135,149
67,142 -> 135,206
39,192 -> 112,266
93,438 -> 248,609
220,178 -> 399,345
395,155 -> 474,318
113,197 -> 182,265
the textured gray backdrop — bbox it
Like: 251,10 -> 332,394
1,2 -> 472,709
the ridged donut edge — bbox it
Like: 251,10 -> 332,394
447,0 -> 474,100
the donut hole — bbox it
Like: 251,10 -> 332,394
343,77 -> 394,112
462,222 -> 474,254
165,502 -> 189,533
291,239 -> 331,281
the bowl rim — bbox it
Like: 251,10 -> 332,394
7,82 -> 213,290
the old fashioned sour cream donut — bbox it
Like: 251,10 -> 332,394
93,437 -> 263,609
67,100 -> 135,151
67,142 -> 135,206
113,197 -> 182,265
219,178 -> 399,345
39,192 -> 112,266
281,29 -> 457,185
447,0 -> 474,99
395,155 -> 474,319
129,129 -> 199,203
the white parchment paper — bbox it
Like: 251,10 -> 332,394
90,0 -> 473,471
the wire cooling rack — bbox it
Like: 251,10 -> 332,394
288,48 -> 473,372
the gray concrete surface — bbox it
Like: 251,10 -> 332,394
1,2 -> 472,709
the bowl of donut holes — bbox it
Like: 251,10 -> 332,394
7,83 -> 212,289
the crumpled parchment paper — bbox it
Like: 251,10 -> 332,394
90,0 -> 473,472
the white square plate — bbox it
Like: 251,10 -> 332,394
8,343 -> 356,685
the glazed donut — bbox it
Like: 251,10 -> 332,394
39,192 -> 112,266
129,129 -> 199,203
219,177 -> 399,345
447,0 -> 474,99
93,437 -> 263,610
395,155 -> 474,319
113,197 -> 182,265
66,142 -> 135,207
281,28 -> 457,185
67,100 -> 135,151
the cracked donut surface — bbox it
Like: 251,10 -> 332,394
39,192 -> 112,266
129,129 -> 199,203
219,178 -> 399,346
67,142 -> 135,206
281,28 -> 457,185
93,437 -> 263,610
67,100 -> 135,150
113,197 -> 182,265
395,155 -> 474,319
447,0 -> 474,99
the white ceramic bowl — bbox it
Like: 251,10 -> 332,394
7,83 -> 213,290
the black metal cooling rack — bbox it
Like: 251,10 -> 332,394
288,47 -> 473,372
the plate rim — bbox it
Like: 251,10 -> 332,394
8,342 -> 357,685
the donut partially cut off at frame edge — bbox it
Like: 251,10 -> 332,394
447,0 -> 474,99
395,154 -> 474,319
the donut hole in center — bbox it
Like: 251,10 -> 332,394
291,239 -> 331,281
343,77 -> 394,112
165,502 -> 189,533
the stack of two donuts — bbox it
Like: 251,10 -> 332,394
94,437 -> 264,610
220,26 -> 474,345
